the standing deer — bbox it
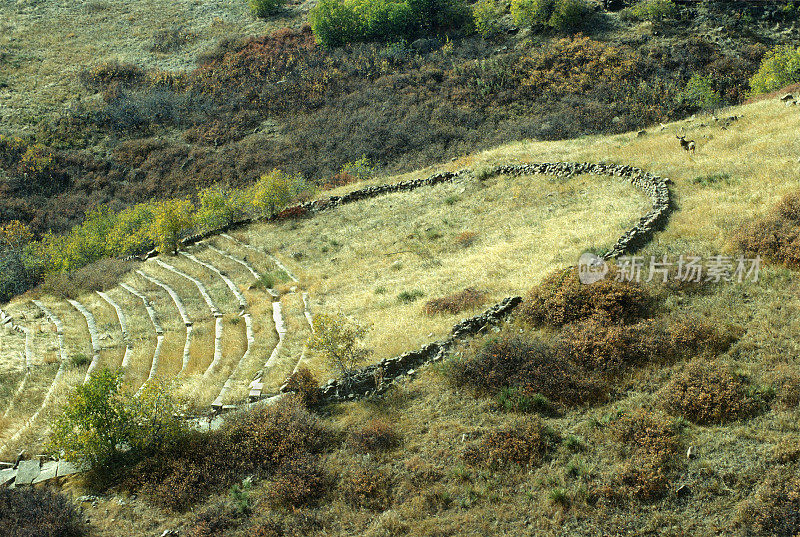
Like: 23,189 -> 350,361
676,132 -> 696,155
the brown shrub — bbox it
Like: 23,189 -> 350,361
557,317 -> 669,372
453,231 -> 478,248
453,335 -> 609,407
734,190 -> 800,268
667,316 -> 738,357
738,469 -> 800,536
348,419 -> 401,453
464,416 -> 559,469
340,464 -> 393,511
0,487 -> 87,537
522,267 -> 652,327
607,409 -> 681,501
423,287 -> 488,315
112,137 -> 170,168
184,506 -> 243,537
267,455 -> 327,508
660,361 -> 763,425
126,398 -> 332,511
282,366 -> 321,408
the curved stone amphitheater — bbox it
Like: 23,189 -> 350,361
0,162 -> 671,485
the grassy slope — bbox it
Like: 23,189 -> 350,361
0,96 -> 792,535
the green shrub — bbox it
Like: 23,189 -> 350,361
307,312 -> 372,380
620,0 -> 678,22
473,0 -> 504,37
511,0 -> 554,27
549,0 -> 594,32
309,0 -> 471,47
195,184 -> 248,233
749,44 -> 800,96
250,0 -> 285,18
681,73 -> 722,110
47,368 -> 187,482
70,353 -> 90,367
398,289 -> 425,303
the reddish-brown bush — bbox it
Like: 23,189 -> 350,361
464,416 -> 558,469
184,506 -> 243,537
0,488 -> 87,537
660,361 -> 764,425
607,409 -> 681,501
348,419 -> 401,453
522,267 -> 652,327
126,398 -> 333,511
274,205 -> 310,220
454,335 -> 609,407
557,317 -> 668,372
267,455 -> 327,508
340,464 -> 393,511
423,287 -> 488,315
282,366 -> 321,408
734,190 -> 800,268
453,231 -> 478,248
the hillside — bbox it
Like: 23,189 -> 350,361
0,92 -> 799,535
3,0 -> 800,535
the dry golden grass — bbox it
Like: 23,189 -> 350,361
238,171 -> 649,368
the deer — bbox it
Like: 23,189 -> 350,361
676,130 -> 696,156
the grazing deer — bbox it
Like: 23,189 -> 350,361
676,133 -> 696,155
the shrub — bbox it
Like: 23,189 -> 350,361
39,258 -> 135,299
464,416 -> 559,468
349,419 -> 401,452
340,464 -> 393,510
473,0 -> 504,37
549,0 -> 594,33
282,366 -> 322,408
248,169 -> 310,218
453,334 -> 609,407
620,0 -> 678,22
47,368 -> 186,482
496,386 -> 556,415
308,312 -> 372,381
267,455 -> 327,507
511,0 -> 554,27
738,470 -> 800,536
309,0 -> 471,47
681,73 -> 722,110
397,289 -> 424,303
127,398 -> 332,510
556,317 -> 682,373
423,287 -> 487,315
749,44 -> 800,96
521,267 -> 652,327
70,353 -> 90,367
660,361 -> 764,424
607,409 -> 681,501
454,230 -> 478,247
250,0 -> 285,18
340,155 -> 376,182
185,505 -> 244,537
0,488 -> 87,537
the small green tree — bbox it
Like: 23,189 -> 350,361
150,198 -> 194,254
307,313 -> 372,382
682,73 -> 722,110
248,169 -> 309,217
749,44 -> 800,96
47,368 -> 185,479
511,0 -> 554,27
195,184 -> 248,233
473,0 -> 504,37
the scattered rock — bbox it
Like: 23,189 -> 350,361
687,446 -> 697,460
780,93 -> 794,102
